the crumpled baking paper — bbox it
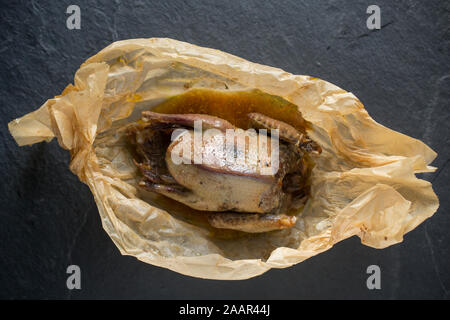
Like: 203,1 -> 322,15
8,38 -> 439,280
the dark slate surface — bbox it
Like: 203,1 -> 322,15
0,0 -> 448,299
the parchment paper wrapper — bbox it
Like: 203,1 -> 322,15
8,38 -> 439,280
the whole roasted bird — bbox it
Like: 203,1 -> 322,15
127,111 -> 320,233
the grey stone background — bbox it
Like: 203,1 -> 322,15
0,0 -> 448,299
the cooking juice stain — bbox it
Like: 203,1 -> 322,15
152,88 -> 310,133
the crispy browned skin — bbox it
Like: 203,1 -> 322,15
142,111 -> 235,131
208,213 -> 297,233
248,112 -> 322,154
